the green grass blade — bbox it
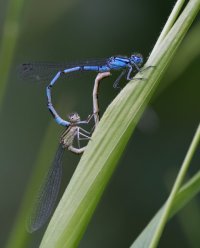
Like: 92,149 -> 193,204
5,122 -> 60,248
164,20 -> 200,84
39,0 -> 200,247
131,155 -> 200,248
149,124 -> 200,248
154,20 -> 200,98
169,169 -> 200,218
165,171 -> 200,247
0,0 -> 25,110
151,0 -> 185,54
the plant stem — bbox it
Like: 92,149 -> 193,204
0,0 -> 25,110
149,123 -> 200,248
151,0 -> 185,55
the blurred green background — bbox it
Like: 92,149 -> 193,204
0,0 -> 200,247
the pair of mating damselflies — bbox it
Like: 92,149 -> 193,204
21,53 -> 144,232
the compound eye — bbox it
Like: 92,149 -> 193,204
131,54 -> 143,65
69,116 -> 74,121
68,112 -> 77,121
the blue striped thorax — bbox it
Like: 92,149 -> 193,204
107,53 -> 143,70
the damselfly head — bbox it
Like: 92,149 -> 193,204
130,53 -> 143,66
68,112 -> 80,123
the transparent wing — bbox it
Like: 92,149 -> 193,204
27,144 -> 64,233
19,58 -> 108,82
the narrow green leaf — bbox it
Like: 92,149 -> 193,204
5,121 -> 60,248
169,170 -> 200,218
131,165 -> 200,248
149,123 -> 200,248
151,0 -> 185,54
0,0 -> 25,110
164,20 -> 200,84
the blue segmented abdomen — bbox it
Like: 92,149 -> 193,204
82,65 -> 110,72
46,86 -> 70,127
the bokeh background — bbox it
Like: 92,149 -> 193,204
0,0 -> 200,247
